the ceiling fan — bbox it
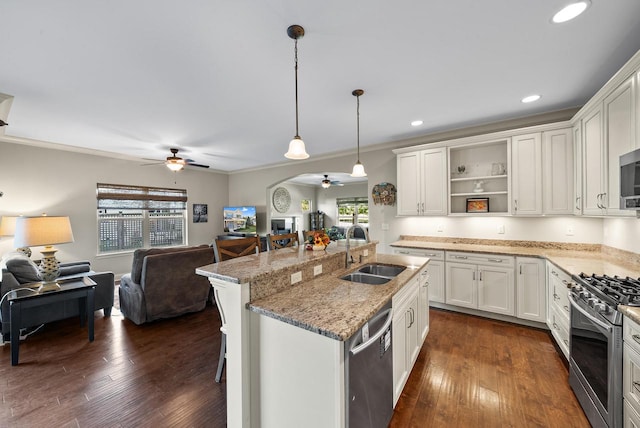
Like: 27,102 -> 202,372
321,174 -> 343,188
144,148 -> 210,171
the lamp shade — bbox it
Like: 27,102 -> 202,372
284,136 -> 309,159
351,162 -> 367,178
13,216 -> 75,248
0,216 -> 18,236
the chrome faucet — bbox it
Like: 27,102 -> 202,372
345,223 -> 370,268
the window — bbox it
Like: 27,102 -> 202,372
336,197 -> 369,227
97,183 -> 187,254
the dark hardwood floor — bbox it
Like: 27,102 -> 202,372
0,300 -> 589,427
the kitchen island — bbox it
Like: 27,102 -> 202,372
196,240 -> 430,428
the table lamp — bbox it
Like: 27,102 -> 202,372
0,215 -> 33,257
13,215 -> 75,291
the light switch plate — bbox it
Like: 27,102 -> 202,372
291,271 -> 302,284
363,249 -> 368,257
314,265 -> 322,276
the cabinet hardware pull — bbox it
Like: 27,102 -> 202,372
633,382 -> 640,394
553,322 -> 558,329
421,202 -> 425,213
575,196 -> 580,210
473,271 -> 476,281
417,203 -> 420,214
551,270 -> 558,276
554,293 -> 559,301
563,339 -> 569,346
519,265 -> 522,275
488,258 -> 503,263
562,279 -> 569,285
479,271 -> 483,281
602,193 -> 607,208
632,334 -> 640,345
426,254 -> 437,257
514,199 -> 518,211
399,251 -> 410,254
596,193 -> 601,209
563,305 -> 569,312
455,255 -> 468,259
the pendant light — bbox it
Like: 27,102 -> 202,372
284,25 -> 309,160
350,89 -> 367,177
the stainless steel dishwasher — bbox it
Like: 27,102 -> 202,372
344,301 -> 393,427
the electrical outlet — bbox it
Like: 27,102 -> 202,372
363,249 -> 368,257
566,226 -> 574,236
291,271 -> 302,284
381,223 -> 389,231
497,224 -> 505,234
437,224 -> 444,232
314,265 -> 322,276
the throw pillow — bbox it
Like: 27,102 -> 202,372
5,256 -> 42,284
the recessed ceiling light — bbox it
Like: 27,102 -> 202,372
552,1 -> 590,23
411,120 -> 423,127
521,95 -> 541,103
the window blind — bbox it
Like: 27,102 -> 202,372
97,183 -> 187,210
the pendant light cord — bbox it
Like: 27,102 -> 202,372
356,94 -> 360,162
294,38 -> 300,138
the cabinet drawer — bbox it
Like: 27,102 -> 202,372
548,266 -> 572,316
625,317 -> 640,356
393,248 -> 444,261
624,344 -> 640,416
550,305 -> 570,359
446,251 -> 514,267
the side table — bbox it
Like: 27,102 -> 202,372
8,276 -> 96,365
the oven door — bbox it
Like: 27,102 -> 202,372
568,293 -> 622,428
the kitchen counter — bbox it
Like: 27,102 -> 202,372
248,253 -> 429,341
391,237 -> 640,278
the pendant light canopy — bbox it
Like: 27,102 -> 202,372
284,25 -> 309,160
350,89 -> 367,177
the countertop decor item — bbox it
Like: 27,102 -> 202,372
372,182 -> 396,205
306,230 -> 330,251
272,187 -> 291,213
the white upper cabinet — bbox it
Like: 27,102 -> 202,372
573,124 -> 583,215
603,76 -> 636,216
512,133 -> 543,215
581,104 -> 606,215
396,148 -> 447,216
543,128 -> 574,215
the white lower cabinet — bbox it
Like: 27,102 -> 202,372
393,248 -> 445,303
392,276 -> 420,406
516,257 -> 546,323
546,262 -> 573,360
445,252 -> 514,316
418,269 -> 430,342
624,316 -> 640,426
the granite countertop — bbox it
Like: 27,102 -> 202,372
248,253 -> 429,341
390,239 -> 640,278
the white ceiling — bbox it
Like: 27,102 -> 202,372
1,1 -> 640,172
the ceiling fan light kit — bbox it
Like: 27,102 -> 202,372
165,148 -> 185,171
284,24 -> 310,160
350,89 -> 367,177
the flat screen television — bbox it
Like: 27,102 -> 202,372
223,206 -> 257,233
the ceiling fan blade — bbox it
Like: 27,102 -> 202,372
185,159 -> 210,168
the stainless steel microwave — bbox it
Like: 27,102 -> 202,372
620,148 -> 640,209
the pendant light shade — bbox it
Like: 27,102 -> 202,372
284,25 -> 309,160
350,89 -> 367,177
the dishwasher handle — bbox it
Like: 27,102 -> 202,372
350,308 -> 393,356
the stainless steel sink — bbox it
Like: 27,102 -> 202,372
358,264 -> 406,277
340,273 -> 391,285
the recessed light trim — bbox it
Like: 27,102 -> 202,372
521,94 -> 541,103
411,120 -> 423,127
552,1 -> 590,23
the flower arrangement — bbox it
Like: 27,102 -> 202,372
306,230 -> 330,251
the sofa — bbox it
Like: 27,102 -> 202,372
1,255 -> 115,340
118,245 -> 215,325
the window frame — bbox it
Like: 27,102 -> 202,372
96,183 -> 188,255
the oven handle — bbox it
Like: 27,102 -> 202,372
568,293 -> 612,333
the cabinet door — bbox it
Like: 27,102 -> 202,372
543,128 -> 574,215
397,152 -> 421,216
516,257 -> 546,323
604,76 -> 637,216
477,265 -> 515,315
573,124 -> 583,215
624,344 -> 640,420
512,133 -> 543,215
421,148 -> 447,215
407,293 -> 420,368
426,260 -> 445,303
582,105 -> 605,215
392,305 -> 409,405
445,262 -> 477,309
418,270 -> 430,342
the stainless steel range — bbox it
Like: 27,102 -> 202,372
569,273 -> 640,428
